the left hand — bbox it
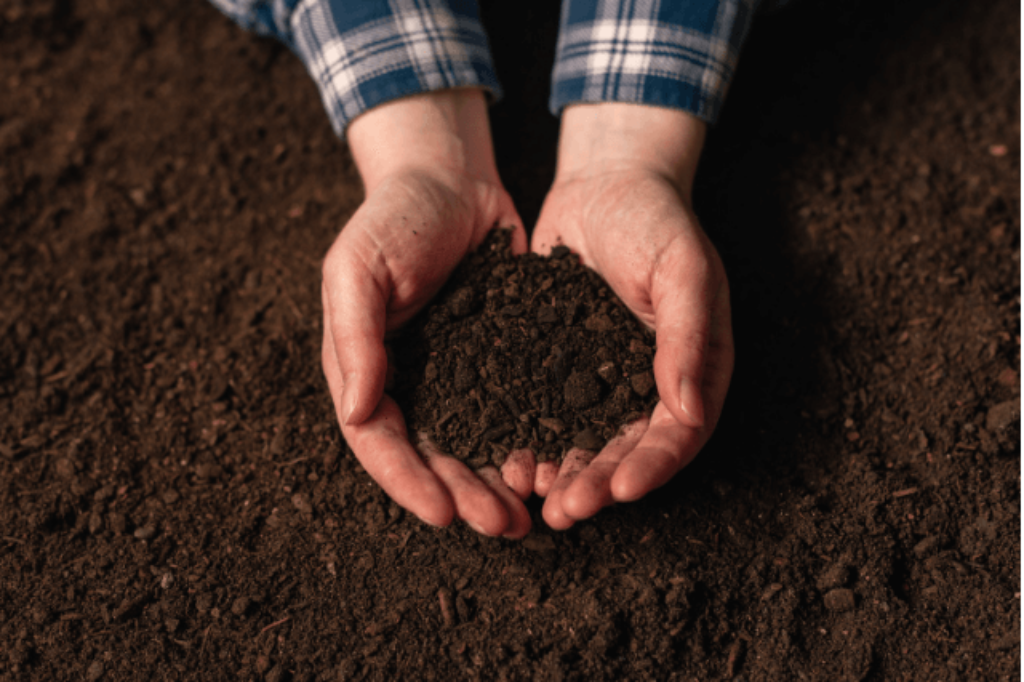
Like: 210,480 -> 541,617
525,103 -> 735,530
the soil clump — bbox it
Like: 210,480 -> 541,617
392,229 -> 656,465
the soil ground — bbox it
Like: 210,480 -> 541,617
0,0 -> 1019,680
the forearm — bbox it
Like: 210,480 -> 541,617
555,103 -> 706,200
347,89 -> 501,194
210,0 -> 501,138
550,0 -> 760,125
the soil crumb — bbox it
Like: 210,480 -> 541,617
392,228 -> 657,466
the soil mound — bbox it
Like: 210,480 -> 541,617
393,229 -> 657,465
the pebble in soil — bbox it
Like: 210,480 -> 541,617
391,228 -> 658,468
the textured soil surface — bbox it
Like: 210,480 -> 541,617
0,0 -> 1019,681
392,229 -> 657,465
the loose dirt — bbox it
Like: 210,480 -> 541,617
0,0 -> 1018,680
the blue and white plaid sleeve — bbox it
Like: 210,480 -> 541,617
550,0 -> 761,123
208,0 -> 502,137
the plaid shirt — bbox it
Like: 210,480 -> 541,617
210,0 -> 760,137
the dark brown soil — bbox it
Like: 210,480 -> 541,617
0,0 -> 1019,681
392,228 -> 656,465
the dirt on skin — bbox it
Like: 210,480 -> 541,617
0,0 -> 1019,681
392,228 -> 657,466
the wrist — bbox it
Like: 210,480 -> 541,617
346,88 -> 501,194
555,103 -> 706,200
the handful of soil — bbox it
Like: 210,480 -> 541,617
391,228 -> 658,468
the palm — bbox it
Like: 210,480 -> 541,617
331,172 -> 519,329
534,171 -> 705,320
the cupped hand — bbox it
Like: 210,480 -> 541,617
320,90 -> 532,538
525,103 -> 735,530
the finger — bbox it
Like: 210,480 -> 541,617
541,448 -> 597,531
701,280 -> 736,432
560,417 -> 649,521
534,460 -> 560,498
650,246 -> 714,430
321,257 -> 389,427
609,284 -> 733,505
322,321 -> 454,527
418,436 -> 511,537
506,222 -> 530,256
500,448 -> 536,500
477,466 -> 532,539
610,402 -> 703,503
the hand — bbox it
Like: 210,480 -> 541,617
526,103 -> 735,530
320,90 -> 532,538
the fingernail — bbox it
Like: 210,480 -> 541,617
467,520 -> 494,536
679,379 -> 705,428
680,402 -> 704,428
340,394 -> 353,425
341,386 -> 358,425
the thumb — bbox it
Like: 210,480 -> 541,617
506,221 -> 530,256
651,245 -> 713,430
321,256 -> 390,427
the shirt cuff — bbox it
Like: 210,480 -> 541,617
550,0 -> 759,124
290,0 -> 502,137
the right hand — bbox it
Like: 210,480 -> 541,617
321,90 -> 532,538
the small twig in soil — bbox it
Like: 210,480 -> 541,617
16,485 -> 57,496
435,411 -> 457,429
3,535 -> 25,544
725,638 -> 745,678
469,389 -> 486,413
438,588 -> 454,628
260,617 -> 291,634
281,292 -> 303,323
892,487 -> 919,498
275,456 -> 312,469
43,369 -> 70,383
395,530 -> 413,550
198,625 -> 213,660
